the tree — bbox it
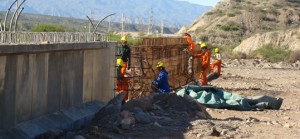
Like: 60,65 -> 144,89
30,24 -> 66,32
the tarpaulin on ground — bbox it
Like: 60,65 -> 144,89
176,85 -> 283,111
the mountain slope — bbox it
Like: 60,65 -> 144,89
180,0 -> 300,52
0,0 -> 212,28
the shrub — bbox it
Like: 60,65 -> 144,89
273,3 -> 283,8
108,34 -> 141,45
252,44 -> 291,63
217,21 -> 240,31
227,12 -> 236,17
206,12 -> 214,15
30,24 -> 66,32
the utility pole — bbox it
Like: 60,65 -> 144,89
108,16 -> 111,33
161,21 -> 164,35
121,13 -> 124,36
88,10 -> 93,33
147,8 -> 153,35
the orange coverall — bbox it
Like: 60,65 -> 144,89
184,36 -> 195,53
194,50 -> 211,86
211,53 -> 222,75
116,63 -> 129,101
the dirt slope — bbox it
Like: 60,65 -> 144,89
180,0 -> 300,49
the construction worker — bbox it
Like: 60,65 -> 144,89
151,61 -> 171,94
183,33 -> 195,74
193,43 -> 211,86
120,36 -> 131,76
211,48 -> 222,75
116,58 -> 129,102
183,33 -> 195,53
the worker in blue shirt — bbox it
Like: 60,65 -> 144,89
151,61 -> 171,94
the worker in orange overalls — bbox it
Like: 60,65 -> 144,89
211,48 -> 222,75
184,33 -> 195,74
183,33 -> 195,53
116,58 -> 129,103
193,43 -> 211,86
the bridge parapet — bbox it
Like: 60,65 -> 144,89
0,32 -> 109,44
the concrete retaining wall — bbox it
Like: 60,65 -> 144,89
0,42 -> 116,130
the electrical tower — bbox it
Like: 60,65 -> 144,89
122,13 -> 124,36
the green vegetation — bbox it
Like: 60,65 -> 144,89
206,11 -> 214,15
273,3 -> 283,8
217,21 -> 241,31
30,24 -> 67,32
216,10 -> 225,16
251,44 -> 291,63
108,34 -> 141,45
227,12 -> 236,17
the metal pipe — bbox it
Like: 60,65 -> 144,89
86,16 -> 95,32
4,0 -> 18,31
93,13 -> 116,34
9,0 -> 26,32
14,7 -> 24,32
0,20 -> 3,31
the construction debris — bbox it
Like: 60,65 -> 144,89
86,92 -> 210,138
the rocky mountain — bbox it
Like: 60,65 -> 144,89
0,0 -> 212,28
180,0 -> 300,53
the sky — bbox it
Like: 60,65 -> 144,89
179,0 -> 222,6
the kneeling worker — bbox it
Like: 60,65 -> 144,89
151,61 -> 171,94
116,58 -> 129,102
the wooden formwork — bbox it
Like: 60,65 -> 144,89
128,37 -> 201,99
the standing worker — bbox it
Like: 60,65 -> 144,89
120,36 -> 131,76
193,43 -> 211,86
184,33 -> 195,53
183,33 -> 195,74
151,61 -> 171,94
211,48 -> 222,75
116,58 -> 129,103
116,36 -> 131,102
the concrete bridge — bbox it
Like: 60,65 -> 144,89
0,33 -> 116,138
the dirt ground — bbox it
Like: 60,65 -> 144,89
74,59 -> 300,139
183,59 -> 300,139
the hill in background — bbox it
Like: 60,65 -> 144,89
0,11 -> 179,34
0,0 -> 212,28
180,0 -> 300,55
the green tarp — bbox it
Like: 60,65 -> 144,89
176,85 -> 283,111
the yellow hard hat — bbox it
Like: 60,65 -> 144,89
117,58 -> 123,66
156,61 -> 165,68
215,48 -> 219,53
201,43 -> 207,48
197,41 -> 203,45
121,36 -> 127,41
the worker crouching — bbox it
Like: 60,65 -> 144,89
211,48 -> 222,75
193,43 -> 211,86
151,61 -> 171,94
116,58 -> 129,103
